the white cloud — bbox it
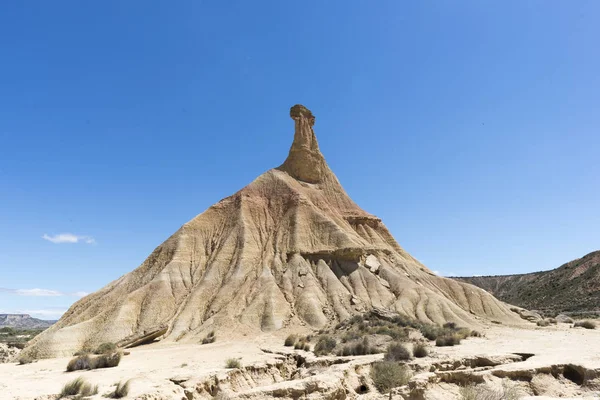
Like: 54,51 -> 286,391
14,288 -> 62,297
432,270 -> 440,275
42,233 -> 96,244
0,288 -> 89,297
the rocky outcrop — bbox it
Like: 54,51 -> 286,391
24,104 -> 523,359
0,314 -> 54,329
0,343 -> 20,363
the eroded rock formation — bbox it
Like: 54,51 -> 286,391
24,105 -> 522,358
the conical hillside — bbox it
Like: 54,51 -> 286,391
26,105 -> 522,358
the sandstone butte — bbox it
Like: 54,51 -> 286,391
24,104 -> 522,359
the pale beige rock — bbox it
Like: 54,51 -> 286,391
24,105 -> 522,359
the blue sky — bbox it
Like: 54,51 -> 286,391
1,1 -> 599,320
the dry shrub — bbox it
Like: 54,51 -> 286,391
94,351 -> 122,369
459,382 -> 522,400
67,355 -> 93,372
574,320 -> 596,329
108,379 -> 131,399
18,355 -> 34,365
537,320 -> 550,327
202,331 -> 216,344
303,343 -> 310,352
66,352 -> 122,372
471,330 -> 483,338
443,322 -> 457,330
313,336 -> 337,356
94,342 -> 117,354
59,377 -> 98,398
413,343 -> 428,358
340,337 -> 378,356
436,334 -> 461,347
370,361 -> 411,393
384,342 -> 411,361
284,334 -> 297,347
225,358 -> 241,368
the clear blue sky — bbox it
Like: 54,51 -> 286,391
1,1 -> 598,319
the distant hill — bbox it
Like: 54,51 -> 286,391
456,251 -> 600,313
0,314 -> 54,329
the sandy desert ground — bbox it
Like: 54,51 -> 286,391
2,322 -> 600,399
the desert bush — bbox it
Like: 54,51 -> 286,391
471,330 -> 483,338
459,382 -> 521,400
73,348 -> 92,356
436,334 -> 461,347
294,340 -> 305,350
108,380 -> 131,399
18,355 -> 34,365
384,342 -> 411,361
370,361 -> 411,393
225,358 -> 241,368
548,318 -> 557,324
537,320 -> 550,327
443,322 -> 457,330
420,324 -> 442,340
59,377 -> 98,398
94,351 -> 122,369
284,334 -> 297,347
67,352 -> 121,372
202,331 -> 216,344
94,342 -> 117,355
340,337 -> 378,356
456,328 -> 472,339
67,355 -> 93,372
314,336 -> 337,356
303,343 -> 310,351
574,320 -> 596,329
413,343 -> 428,358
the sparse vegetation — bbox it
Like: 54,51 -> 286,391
471,330 -> 483,337
413,343 -> 428,358
313,335 -> 337,356
459,382 -> 522,400
225,358 -> 241,368
18,355 -> 34,365
284,334 -> 297,346
384,342 -> 411,361
370,361 -> 411,393
202,331 -> 216,344
108,380 -> 131,399
338,337 -> 378,356
67,351 -> 122,371
0,327 -> 47,345
67,355 -> 93,372
537,320 -> 550,327
574,320 -> 596,329
94,342 -> 117,354
59,377 -> 98,398
436,334 -> 461,347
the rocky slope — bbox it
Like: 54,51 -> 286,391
0,314 -> 54,329
456,251 -> 600,313
24,104 -> 522,359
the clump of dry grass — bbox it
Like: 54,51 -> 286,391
313,335 -> 337,356
202,331 -> 216,344
459,382 -> 522,400
59,377 -> 98,398
537,320 -> 550,327
94,342 -> 117,355
574,320 -> 596,329
18,355 -> 34,365
338,337 -> 378,356
413,343 -> 428,358
370,361 -> 411,393
66,351 -> 122,372
284,334 -> 297,347
108,379 -> 131,398
225,358 -> 241,368
436,334 -> 461,347
384,342 -> 411,361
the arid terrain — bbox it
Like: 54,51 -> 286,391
2,105 -> 598,399
456,251 -> 600,315
2,320 -> 600,399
